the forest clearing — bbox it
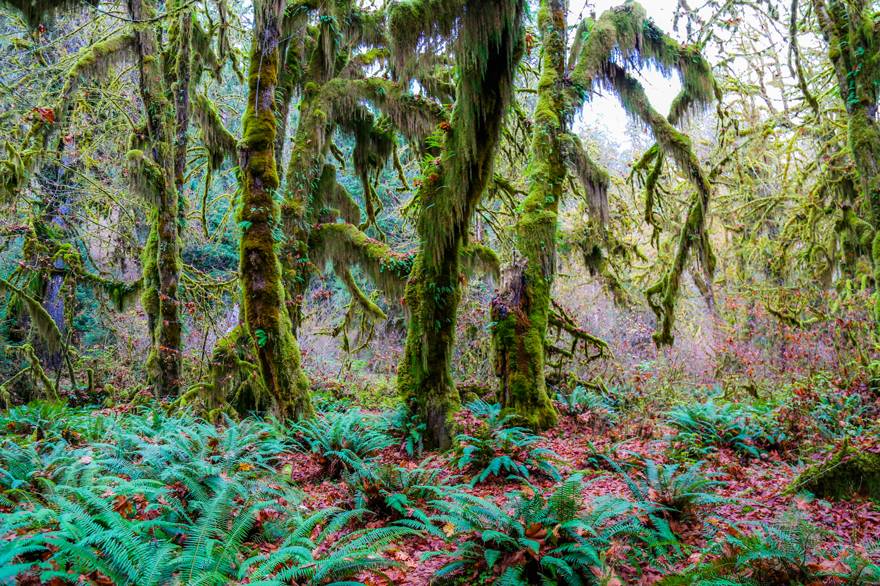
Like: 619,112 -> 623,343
0,0 -> 879,584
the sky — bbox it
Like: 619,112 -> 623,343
567,0 -> 683,144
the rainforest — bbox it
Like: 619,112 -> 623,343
0,0 -> 878,584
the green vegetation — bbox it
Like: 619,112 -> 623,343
0,0 -> 878,582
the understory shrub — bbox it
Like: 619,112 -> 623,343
455,401 -> 561,485
667,400 -> 785,457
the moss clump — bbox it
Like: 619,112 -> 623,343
791,445 -> 880,500
193,93 -> 237,170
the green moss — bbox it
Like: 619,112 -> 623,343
311,222 -> 414,300
489,0 -> 565,431
790,445 -> 880,500
193,93 -> 236,170
238,5 -> 313,420
396,0 -> 526,447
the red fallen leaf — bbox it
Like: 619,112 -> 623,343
112,495 -> 134,519
807,554 -> 849,574
32,107 -> 55,124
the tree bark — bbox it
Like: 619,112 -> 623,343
398,0 -> 526,449
490,0 -> 565,430
128,0 -> 182,397
237,0 -> 313,420
812,0 -> 880,320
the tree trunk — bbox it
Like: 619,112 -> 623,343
490,0 -> 565,430
399,249 -> 463,450
127,0 -> 182,397
397,0 -> 526,449
812,0 -> 880,320
238,0 -> 313,420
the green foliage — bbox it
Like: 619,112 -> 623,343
809,392 -> 870,440
455,401 -> 561,486
661,512 -> 879,586
0,404 -> 410,585
555,385 -> 620,423
667,400 -> 785,458
616,458 -> 726,522
291,409 -> 394,477
343,457 -> 454,528
427,476 -> 650,584
384,405 -> 427,457
237,507 -> 414,584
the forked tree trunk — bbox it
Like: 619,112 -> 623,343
490,0 -> 564,430
398,0 -> 526,449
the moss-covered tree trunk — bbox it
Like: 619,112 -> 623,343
396,0 -> 526,449
281,87 -> 334,334
812,0 -> 880,320
490,0 -> 566,430
127,0 -> 181,397
238,0 -> 312,420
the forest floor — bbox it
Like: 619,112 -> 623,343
288,404 -> 880,584
1,376 -> 879,585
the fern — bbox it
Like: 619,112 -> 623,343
427,476 -> 648,584
290,409 -> 393,477
455,401 -> 561,486
663,511 -> 860,585
239,507 -> 414,584
667,400 -> 784,458
555,385 -> 620,426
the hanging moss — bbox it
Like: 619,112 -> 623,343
311,222 -> 415,301
0,141 -> 30,201
392,0 -> 526,448
566,4 -> 716,346
0,277 -> 63,354
60,32 -> 135,106
193,93 -> 237,170
564,133 -> 610,226
319,77 -> 446,144
312,164 -> 362,225
125,149 -> 165,206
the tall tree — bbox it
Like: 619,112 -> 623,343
194,0 -> 442,417
0,0 -> 210,396
490,0 -> 573,430
810,0 -> 880,320
492,1 -> 716,425
389,0 -> 527,449
235,0 -> 313,419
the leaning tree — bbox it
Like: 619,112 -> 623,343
488,1 -> 717,427
387,0 -> 528,449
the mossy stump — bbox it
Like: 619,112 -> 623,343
791,445 -> 880,500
